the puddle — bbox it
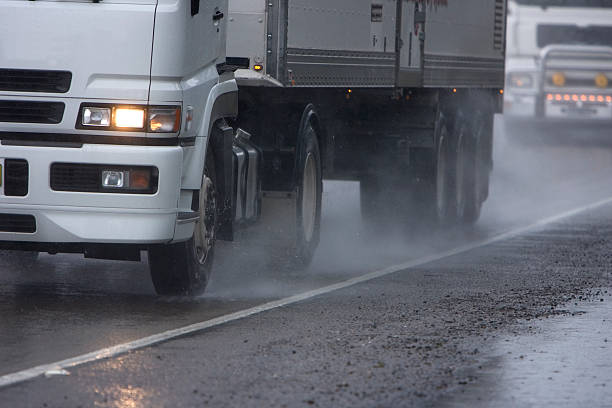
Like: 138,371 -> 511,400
436,293 -> 612,407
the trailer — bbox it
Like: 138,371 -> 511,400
0,0 -> 505,295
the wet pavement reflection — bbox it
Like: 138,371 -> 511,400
437,294 -> 612,407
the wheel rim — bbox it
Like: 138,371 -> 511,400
301,152 -> 317,242
194,175 -> 216,265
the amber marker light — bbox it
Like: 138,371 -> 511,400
552,72 -> 566,87
129,169 -> 151,190
253,64 -> 263,72
595,73 -> 609,89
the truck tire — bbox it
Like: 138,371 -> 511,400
411,113 -> 455,226
455,113 -> 482,225
433,115 -> 456,224
294,119 -> 322,266
148,151 -> 218,296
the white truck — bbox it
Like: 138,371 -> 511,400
504,0 -> 612,129
0,0 -> 505,295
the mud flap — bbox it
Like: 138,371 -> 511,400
235,191 -> 297,252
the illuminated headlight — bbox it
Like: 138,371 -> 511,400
148,107 -> 181,133
114,108 -> 145,129
82,107 -> 111,127
78,104 -> 181,133
507,73 -> 534,88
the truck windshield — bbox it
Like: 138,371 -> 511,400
515,0 -> 612,7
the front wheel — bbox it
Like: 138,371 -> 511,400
148,151 -> 218,296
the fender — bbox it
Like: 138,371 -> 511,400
181,79 -> 238,190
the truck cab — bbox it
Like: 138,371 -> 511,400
504,0 -> 612,127
0,0 -> 246,295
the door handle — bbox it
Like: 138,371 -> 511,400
213,10 -> 224,21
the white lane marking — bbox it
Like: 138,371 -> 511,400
2,196 -> 612,389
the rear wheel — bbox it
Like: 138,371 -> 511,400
294,120 -> 322,266
433,115 -> 456,224
455,113 -> 482,225
410,112 -> 456,226
148,151 -> 218,296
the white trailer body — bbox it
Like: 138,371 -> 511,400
504,0 -> 612,127
0,0 -> 506,296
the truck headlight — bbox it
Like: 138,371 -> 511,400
77,104 -> 181,133
507,73 -> 534,89
82,107 -> 111,127
148,107 -> 181,133
114,107 -> 145,129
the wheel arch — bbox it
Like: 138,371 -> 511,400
181,80 -> 238,191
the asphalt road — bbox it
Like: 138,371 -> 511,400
1,117 -> 612,407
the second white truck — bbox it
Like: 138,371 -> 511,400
0,0 -> 505,295
504,0 -> 612,129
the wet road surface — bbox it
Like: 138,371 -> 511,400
1,117 -> 612,406
437,298 -> 612,407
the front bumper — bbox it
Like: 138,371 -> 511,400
0,143 -> 187,244
504,93 -> 612,126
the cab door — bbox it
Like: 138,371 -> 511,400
187,0 -> 227,70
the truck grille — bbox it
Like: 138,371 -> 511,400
50,163 -> 100,193
0,101 -> 65,124
4,159 -> 29,197
0,214 -> 36,233
547,75 -> 611,89
0,69 -> 72,93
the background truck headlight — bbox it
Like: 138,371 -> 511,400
507,73 -> 534,89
